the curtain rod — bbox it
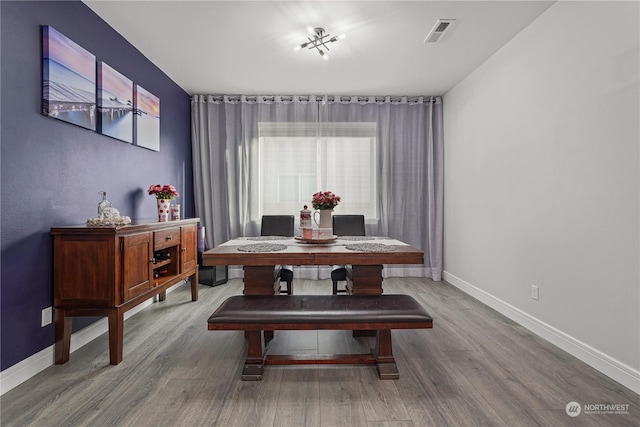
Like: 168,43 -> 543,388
192,95 -> 441,105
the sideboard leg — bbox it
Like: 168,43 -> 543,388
54,308 -> 71,365
191,270 -> 199,301
108,309 -> 124,365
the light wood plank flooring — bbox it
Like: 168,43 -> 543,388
2,278 -> 638,426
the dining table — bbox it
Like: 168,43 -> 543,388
201,236 -> 424,295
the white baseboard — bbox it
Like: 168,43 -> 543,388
442,271 -> 640,395
0,282 -> 184,396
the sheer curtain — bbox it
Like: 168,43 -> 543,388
191,95 -> 443,281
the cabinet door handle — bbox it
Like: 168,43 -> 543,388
166,236 -> 173,241
181,248 -> 187,252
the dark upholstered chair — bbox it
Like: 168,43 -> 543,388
331,215 -> 366,295
261,215 -> 294,295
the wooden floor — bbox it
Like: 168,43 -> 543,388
2,278 -> 638,426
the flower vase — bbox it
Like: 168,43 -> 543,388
157,198 -> 171,222
313,209 -> 333,229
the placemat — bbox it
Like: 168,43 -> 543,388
246,236 -> 290,241
237,243 -> 287,252
344,243 -> 397,252
339,236 -> 380,241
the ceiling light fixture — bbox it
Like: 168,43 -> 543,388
294,27 -> 345,60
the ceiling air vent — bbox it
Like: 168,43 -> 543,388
424,19 -> 456,44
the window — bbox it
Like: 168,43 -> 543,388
258,122 -> 377,218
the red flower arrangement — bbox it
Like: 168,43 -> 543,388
311,191 -> 341,210
148,184 -> 179,200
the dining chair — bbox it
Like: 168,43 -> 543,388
331,215 -> 366,295
261,215 -> 295,295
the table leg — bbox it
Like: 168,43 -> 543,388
350,265 -> 383,337
348,265 -> 383,295
243,266 -> 278,340
243,266 -> 280,296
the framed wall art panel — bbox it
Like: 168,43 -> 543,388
97,62 -> 133,143
42,25 -> 96,130
134,84 -> 160,151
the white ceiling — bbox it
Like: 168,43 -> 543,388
83,0 -> 555,96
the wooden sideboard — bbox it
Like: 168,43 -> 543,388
51,218 -> 200,365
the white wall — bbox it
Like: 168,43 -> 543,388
443,1 -> 639,392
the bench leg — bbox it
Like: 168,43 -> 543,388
244,330 -> 274,341
242,330 -> 265,380
374,329 -> 399,380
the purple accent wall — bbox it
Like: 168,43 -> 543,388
1,1 -> 194,370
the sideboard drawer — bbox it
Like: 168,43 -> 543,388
154,227 -> 181,250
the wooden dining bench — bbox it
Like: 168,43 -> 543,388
207,294 -> 433,380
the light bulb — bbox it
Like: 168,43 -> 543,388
338,33 -> 346,40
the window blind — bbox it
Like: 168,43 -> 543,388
258,122 -> 377,218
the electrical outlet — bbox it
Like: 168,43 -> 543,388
41,307 -> 52,327
531,285 -> 540,301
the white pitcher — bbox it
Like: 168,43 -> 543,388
313,209 -> 333,229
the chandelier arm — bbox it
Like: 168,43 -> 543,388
319,41 -> 331,51
306,39 -> 331,51
317,33 -> 334,44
